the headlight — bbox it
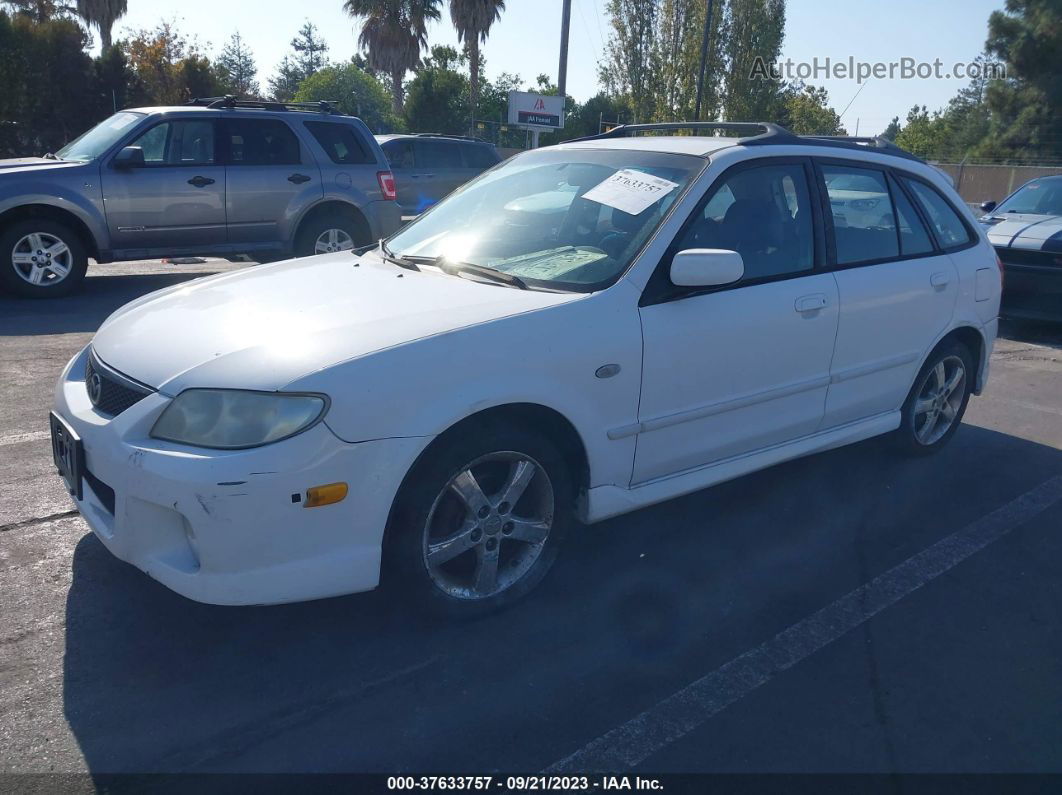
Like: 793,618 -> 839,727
150,389 -> 328,449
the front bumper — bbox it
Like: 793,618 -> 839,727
1001,263 -> 1062,322
53,346 -> 426,605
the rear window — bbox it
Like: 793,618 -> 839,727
224,119 -> 300,165
382,140 -> 414,168
305,121 -> 374,165
463,144 -> 499,169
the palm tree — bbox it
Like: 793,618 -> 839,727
449,0 -> 504,131
344,0 -> 441,117
75,0 -> 127,50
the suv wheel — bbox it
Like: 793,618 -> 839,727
0,219 -> 88,298
894,340 -> 974,454
295,214 -> 365,257
386,425 -> 573,617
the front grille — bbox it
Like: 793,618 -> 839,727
85,352 -> 154,417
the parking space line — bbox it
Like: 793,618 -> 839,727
545,473 -> 1062,773
0,430 -> 49,447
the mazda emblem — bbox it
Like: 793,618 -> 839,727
88,372 -> 102,406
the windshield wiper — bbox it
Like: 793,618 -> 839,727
377,239 -> 420,271
396,255 -> 528,290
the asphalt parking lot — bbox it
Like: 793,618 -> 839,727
1,258 -> 1061,776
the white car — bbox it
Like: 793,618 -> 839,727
50,122 -> 1002,614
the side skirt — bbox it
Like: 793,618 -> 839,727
581,411 -> 900,524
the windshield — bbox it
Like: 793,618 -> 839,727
385,148 -> 704,292
994,178 -> 1062,216
55,112 -> 144,161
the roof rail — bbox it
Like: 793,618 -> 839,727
791,134 -> 925,163
184,95 -> 341,115
574,121 -> 792,143
570,120 -> 924,163
409,132 -> 491,143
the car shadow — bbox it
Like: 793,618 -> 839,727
61,424 -> 1062,774
0,269 -> 225,337
999,317 -> 1062,349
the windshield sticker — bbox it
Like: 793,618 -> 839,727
582,169 -> 680,215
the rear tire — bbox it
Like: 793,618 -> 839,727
294,214 -> 367,258
0,219 -> 88,298
893,340 -> 974,455
385,423 -> 573,618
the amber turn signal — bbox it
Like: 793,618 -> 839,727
303,482 -> 348,508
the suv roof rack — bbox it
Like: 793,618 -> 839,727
404,132 -> 492,143
184,95 -> 342,115
573,121 -> 924,163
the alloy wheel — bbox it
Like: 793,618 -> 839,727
314,228 -> 355,254
422,451 -> 554,600
913,354 -> 966,445
11,232 -> 73,287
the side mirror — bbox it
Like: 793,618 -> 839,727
979,200 -> 997,213
670,248 -> 744,288
113,146 -> 145,169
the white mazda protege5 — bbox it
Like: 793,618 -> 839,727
50,122 -> 1002,614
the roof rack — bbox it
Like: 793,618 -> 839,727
184,95 -> 341,115
572,121 -> 924,163
407,132 -> 492,143
575,121 -> 789,143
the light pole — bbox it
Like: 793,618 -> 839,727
558,0 -> 572,97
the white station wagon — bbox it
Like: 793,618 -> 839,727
50,122 -> 1002,614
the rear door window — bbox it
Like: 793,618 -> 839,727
822,165 -> 899,264
462,144 -> 498,169
415,140 -> 463,168
223,119 -> 301,165
305,121 -> 374,164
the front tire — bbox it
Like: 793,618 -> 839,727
386,424 -> 573,617
0,219 -> 88,298
894,340 -> 974,455
294,214 -> 366,258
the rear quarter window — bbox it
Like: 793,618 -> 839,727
305,121 -> 375,165
416,140 -> 463,168
903,178 -> 974,249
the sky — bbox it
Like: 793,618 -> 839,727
108,0 -> 1006,136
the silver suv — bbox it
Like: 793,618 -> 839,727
0,98 -> 401,297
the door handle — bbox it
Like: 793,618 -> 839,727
795,293 -> 828,313
930,271 -> 951,288
288,173 -> 312,184
187,176 -> 215,187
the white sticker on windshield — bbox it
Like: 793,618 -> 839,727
581,169 -> 679,215
108,113 -> 138,130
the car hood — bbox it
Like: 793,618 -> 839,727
0,157 -> 83,173
91,252 -> 582,395
983,213 -> 1062,248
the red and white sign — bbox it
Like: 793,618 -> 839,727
507,91 -> 565,130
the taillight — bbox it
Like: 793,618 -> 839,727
995,252 -> 1005,290
377,170 -> 396,201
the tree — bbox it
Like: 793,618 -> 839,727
217,31 -> 259,97
777,83 -> 845,135
75,0 -> 125,50
1,0 -> 73,22
880,117 -> 901,141
123,22 -> 221,105
598,0 -> 658,122
653,0 -> 725,121
403,45 -> 471,135
449,0 -> 505,132
978,0 -> 1062,161
268,22 -> 329,101
344,0 -> 441,116
294,61 -> 397,132
721,0 -> 786,122
894,105 -> 948,158
290,21 -> 329,77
